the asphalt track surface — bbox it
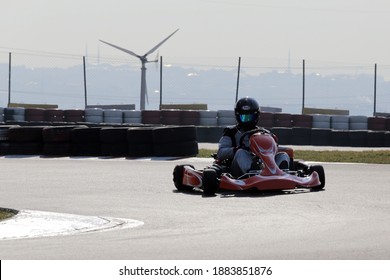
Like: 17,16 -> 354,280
1,150 -> 390,260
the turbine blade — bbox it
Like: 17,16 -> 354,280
99,40 -> 141,59
144,28 -> 179,56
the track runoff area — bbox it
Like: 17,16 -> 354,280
1,160 -> 390,279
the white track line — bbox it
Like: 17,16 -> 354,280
0,210 -> 144,240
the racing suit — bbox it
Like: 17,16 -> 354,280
217,125 -> 256,177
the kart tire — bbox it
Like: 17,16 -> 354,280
203,168 -> 219,196
308,165 -> 325,190
173,164 -> 194,192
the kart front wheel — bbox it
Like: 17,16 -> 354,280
203,168 -> 219,196
173,164 -> 195,192
309,165 -> 325,190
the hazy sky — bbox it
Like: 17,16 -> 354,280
2,0 -> 390,73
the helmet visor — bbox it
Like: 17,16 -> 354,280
239,114 -> 256,123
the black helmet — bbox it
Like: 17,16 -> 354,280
234,97 -> 260,129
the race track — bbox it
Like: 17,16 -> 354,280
0,155 -> 390,260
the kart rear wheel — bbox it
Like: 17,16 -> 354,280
309,165 -> 325,190
203,168 -> 219,196
173,164 -> 195,192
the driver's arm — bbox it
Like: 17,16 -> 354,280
217,135 -> 235,161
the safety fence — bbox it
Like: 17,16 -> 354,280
1,50 -> 390,116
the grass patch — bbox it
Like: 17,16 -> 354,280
198,149 -> 390,164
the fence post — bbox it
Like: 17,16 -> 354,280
8,52 -> 11,107
235,56 -> 241,103
302,59 -> 305,114
159,56 -> 163,110
373,63 -> 377,116
83,56 -> 88,108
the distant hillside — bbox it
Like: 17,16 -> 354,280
0,63 -> 389,116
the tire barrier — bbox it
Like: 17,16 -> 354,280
5,107 -> 390,135
312,114 -> 331,129
4,107 -> 25,122
330,130 -> 349,147
367,131 -> 385,147
292,114 -> 312,128
84,108 -> 104,123
0,107 -> 4,122
153,126 -> 198,157
348,130 -> 368,147
271,127 -> 292,145
367,117 -> 386,131
259,112 -> 274,129
199,110 -> 218,126
64,109 -> 85,123
217,110 -> 236,127
25,108 -> 45,122
311,128 -> 331,146
385,132 -> 390,147
0,125 -> 20,155
141,110 -> 161,125
7,126 -> 45,155
100,127 -> 129,156
331,115 -> 349,130
349,115 -> 368,130
161,110 -> 182,125
274,113 -> 293,127
43,125 -> 83,156
181,110 -> 200,126
127,127 -> 155,157
71,127 -> 103,156
292,127 -> 311,145
123,110 -> 142,124
103,109 -> 123,124
196,126 -> 224,143
44,109 -> 65,122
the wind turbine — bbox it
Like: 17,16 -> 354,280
100,29 -> 179,110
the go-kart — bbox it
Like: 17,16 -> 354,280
173,128 -> 325,195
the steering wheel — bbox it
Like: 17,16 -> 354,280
238,127 -> 270,148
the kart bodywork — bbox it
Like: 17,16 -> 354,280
173,128 -> 325,195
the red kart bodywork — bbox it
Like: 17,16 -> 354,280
174,130 -> 324,194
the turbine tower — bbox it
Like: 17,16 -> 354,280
100,29 -> 179,110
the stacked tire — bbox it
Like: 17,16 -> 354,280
44,109 -> 64,123
103,109 -> 123,124
0,107 -> 4,123
311,115 -> 331,129
64,109 -> 85,123
331,116 -> 349,130
349,116 -> 367,130
217,110 -> 235,126
100,127 -> 129,156
25,108 -> 45,122
4,107 -> 25,122
123,110 -> 142,124
85,108 -> 104,123
153,126 -> 198,157
127,127 -> 155,157
43,126 -> 82,156
0,125 -> 20,154
199,110 -> 218,126
71,127 -> 103,156
259,112 -> 274,129
7,126 -> 45,155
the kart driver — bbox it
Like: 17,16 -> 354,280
217,96 -> 289,177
